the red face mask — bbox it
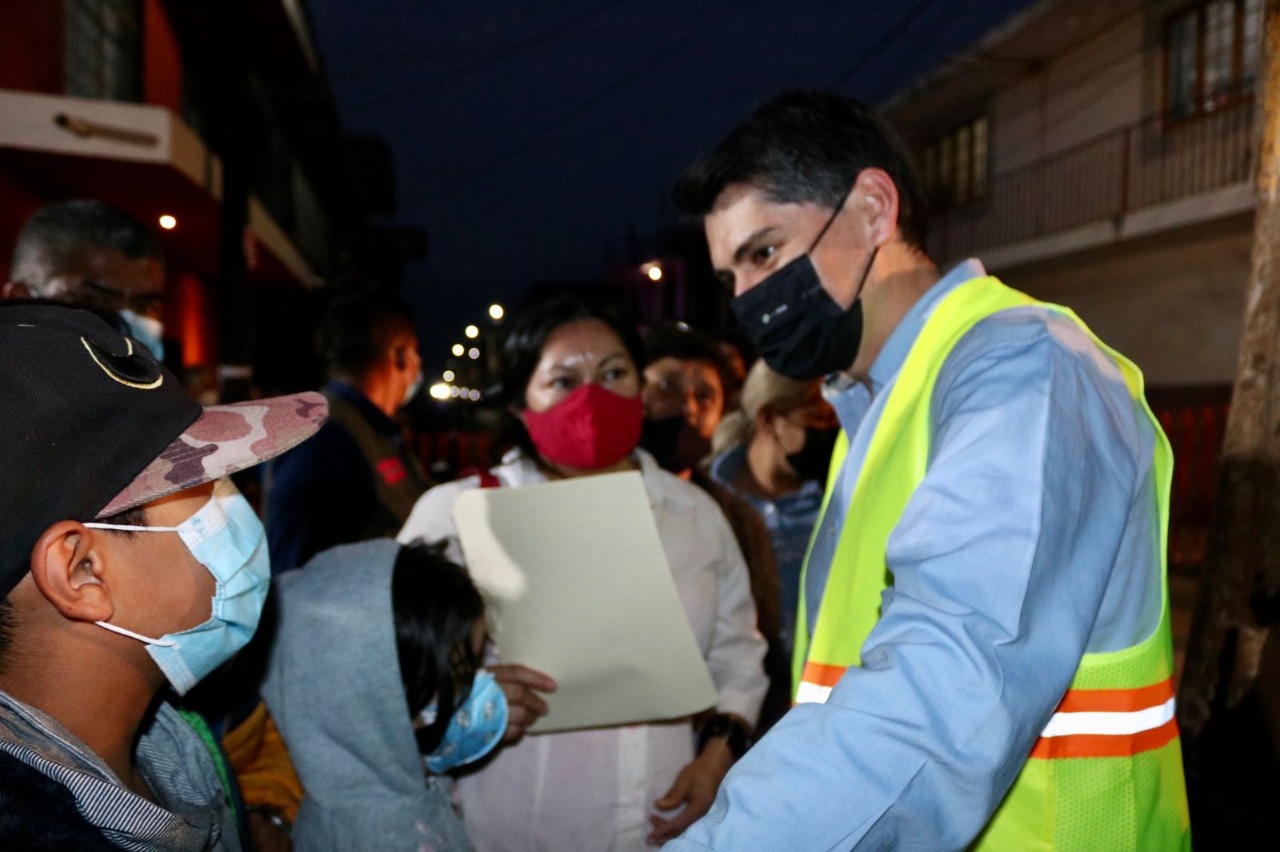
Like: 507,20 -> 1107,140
522,383 -> 643,471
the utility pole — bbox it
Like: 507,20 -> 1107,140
1177,1 -> 1280,844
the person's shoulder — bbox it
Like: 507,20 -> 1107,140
0,750 -> 117,850
398,471 -> 491,543
270,415 -> 363,473
942,303 -> 1115,389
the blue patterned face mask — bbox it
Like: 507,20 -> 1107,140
418,669 -> 509,774
86,479 -> 270,695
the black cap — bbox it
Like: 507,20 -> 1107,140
0,303 -> 201,596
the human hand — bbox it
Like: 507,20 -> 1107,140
490,663 -> 556,743
246,807 -> 292,852
646,738 -> 733,845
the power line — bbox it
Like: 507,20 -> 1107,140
829,0 -> 939,91
463,0 -> 756,174
331,0 -> 622,85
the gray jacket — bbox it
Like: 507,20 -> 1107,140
261,538 -> 472,851
0,691 -> 240,851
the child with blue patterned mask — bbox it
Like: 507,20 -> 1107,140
398,544 -> 508,774
260,539 -> 506,851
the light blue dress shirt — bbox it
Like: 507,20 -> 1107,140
666,260 -> 1165,850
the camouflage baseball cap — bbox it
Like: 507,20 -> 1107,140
0,303 -> 326,596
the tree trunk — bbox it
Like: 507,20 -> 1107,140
1176,2 -> 1280,846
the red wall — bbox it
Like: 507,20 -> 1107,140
143,0 -> 182,110
0,0 -> 64,93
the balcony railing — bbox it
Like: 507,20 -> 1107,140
928,99 -> 1256,260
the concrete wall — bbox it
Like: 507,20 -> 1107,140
999,214 -> 1251,387
995,8 -> 1146,172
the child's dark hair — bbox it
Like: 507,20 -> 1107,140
392,540 -> 486,754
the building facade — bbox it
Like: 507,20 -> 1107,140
0,0 -> 407,394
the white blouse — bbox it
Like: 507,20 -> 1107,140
397,448 -> 767,852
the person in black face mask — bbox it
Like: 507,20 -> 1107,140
639,323 -> 737,478
665,91 -> 1188,850
708,361 -> 837,729
639,323 -> 788,733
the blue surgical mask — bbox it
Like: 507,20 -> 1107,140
417,669 -> 509,774
119,309 -> 165,361
402,370 -> 424,408
86,480 -> 270,695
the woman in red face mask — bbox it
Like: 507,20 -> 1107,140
397,293 -> 767,851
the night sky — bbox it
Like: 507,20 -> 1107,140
307,0 -> 1041,372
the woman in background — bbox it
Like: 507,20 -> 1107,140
399,292 -> 766,851
709,361 -> 839,674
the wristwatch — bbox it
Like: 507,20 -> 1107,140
697,713 -> 752,760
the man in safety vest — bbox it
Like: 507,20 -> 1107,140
663,90 -> 1190,850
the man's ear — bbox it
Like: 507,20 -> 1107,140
852,168 -> 900,247
28,522 -> 114,623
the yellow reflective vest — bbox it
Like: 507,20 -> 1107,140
792,275 -> 1191,850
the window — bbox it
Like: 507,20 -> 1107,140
65,0 -> 143,102
921,115 -> 989,207
1166,0 -> 1262,120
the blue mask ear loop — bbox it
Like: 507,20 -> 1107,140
82,520 -> 185,648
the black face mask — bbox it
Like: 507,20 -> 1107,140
639,415 -> 712,474
730,191 -> 877,381
785,426 -> 840,484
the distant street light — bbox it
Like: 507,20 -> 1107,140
465,324 -> 480,339
467,347 -> 480,360
451,343 -> 465,357
442,369 -> 455,382
158,214 -> 177,230
489,303 -> 505,321
645,263 -> 663,282
429,383 -> 451,401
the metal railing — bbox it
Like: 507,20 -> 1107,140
929,99 -> 1256,260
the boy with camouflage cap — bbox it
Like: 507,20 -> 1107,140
0,303 -> 326,850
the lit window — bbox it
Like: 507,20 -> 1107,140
65,0 -> 143,102
1166,0 -> 1262,120
921,115 -> 989,208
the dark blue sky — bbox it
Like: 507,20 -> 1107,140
306,0 -> 1040,369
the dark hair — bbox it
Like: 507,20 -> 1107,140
317,291 -> 417,378
392,540 -> 485,755
495,291 -> 646,461
11,200 -> 163,293
643,323 -> 736,398
672,89 -> 928,252
0,502 -> 145,670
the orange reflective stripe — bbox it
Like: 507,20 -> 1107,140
1030,716 -> 1179,759
1030,677 -> 1179,759
1053,677 -> 1174,714
801,661 -> 846,688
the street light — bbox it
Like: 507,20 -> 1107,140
465,324 -> 479,339
467,347 -> 480,360
442,369 -> 455,382
158,214 -> 177,230
645,263 -> 663,282
451,343 -> 465,357
429,383 -> 451,401
489,303 -> 505,321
